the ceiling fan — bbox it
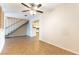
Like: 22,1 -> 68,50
21,3 -> 43,15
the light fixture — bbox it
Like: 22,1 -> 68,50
29,10 -> 36,15
34,6 -> 38,10
21,3 -> 43,15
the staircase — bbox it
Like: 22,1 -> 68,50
5,16 -> 28,37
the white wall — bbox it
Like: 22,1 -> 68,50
39,4 -> 79,54
26,20 -> 36,37
0,6 -> 5,53
5,16 -> 20,27
5,13 -> 26,19
0,29 -> 5,53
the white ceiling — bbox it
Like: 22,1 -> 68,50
1,3 -> 61,19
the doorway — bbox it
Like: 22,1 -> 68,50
32,20 -> 39,38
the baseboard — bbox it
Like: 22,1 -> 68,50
40,39 -> 79,55
5,35 -> 35,39
8,34 -> 36,38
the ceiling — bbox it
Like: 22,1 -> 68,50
1,3 -> 61,19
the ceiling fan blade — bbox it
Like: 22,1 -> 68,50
36,10 -> 43,13
21,3 -> 30,8
37,4 -> 42,8
22,10 -> 29,12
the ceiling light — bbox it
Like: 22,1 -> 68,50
30,10 -> 36,15
34,6 -> 37,10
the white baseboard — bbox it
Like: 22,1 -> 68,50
40,39 -> 79,55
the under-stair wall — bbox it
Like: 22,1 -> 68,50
5,16 -> 28,36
